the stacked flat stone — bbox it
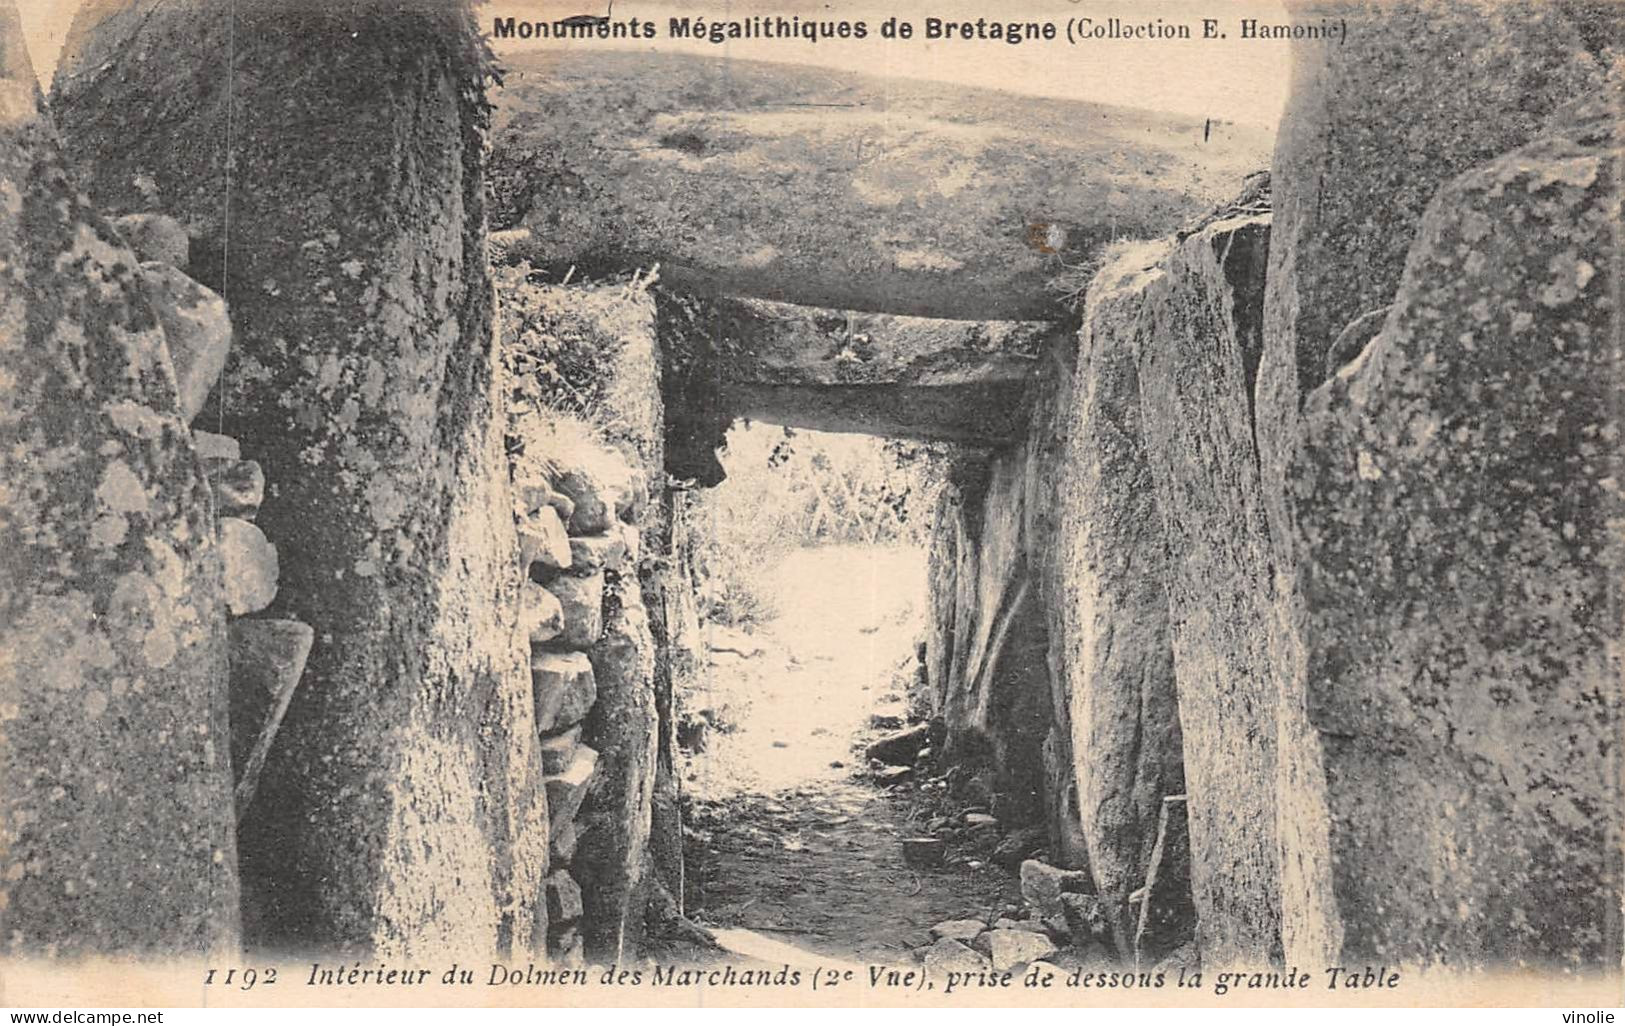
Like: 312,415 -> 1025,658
193,431 -> 278,616
519,452 -> 644,964
115,212 -> 281,620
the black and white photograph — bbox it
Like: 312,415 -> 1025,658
0,0 -> 1620,1013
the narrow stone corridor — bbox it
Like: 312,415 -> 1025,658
678,545 -> 1021,965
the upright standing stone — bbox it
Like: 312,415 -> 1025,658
51,0 -> 548,957
1261,0 -> 1602,405
1258,0 -> 1612,966
576,578 -> 658,963
1131,217 -> 1278,967
1290,90 -> 1623,968
1051,241 -> 1187,957
0,3 -> 238,955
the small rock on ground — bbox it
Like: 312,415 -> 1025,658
974,928 -> 1059,972
221,517 -> 278,615
901,837 -> 945,868
922,938 -> 989,973
929,919 -> 986,944
1020,858 -> 1091,918
866,722 -> 932,766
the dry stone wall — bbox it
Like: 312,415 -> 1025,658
513,463 -> 637,966
501,277 -> 672,965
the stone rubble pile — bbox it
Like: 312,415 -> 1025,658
907,850 -> 1199,977
879,727 -> 1197,976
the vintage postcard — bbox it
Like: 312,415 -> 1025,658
0,0 -> 1621,1014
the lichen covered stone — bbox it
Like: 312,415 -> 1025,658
1290,90 -> 1623,967
0,24 -> 237,955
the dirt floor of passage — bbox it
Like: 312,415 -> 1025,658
674,545 -> 1021,965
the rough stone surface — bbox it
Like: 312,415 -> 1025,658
549,817 -> 578,866
866,723 -> 932,767
1019,859 -> 1091,919
1288,90 -> 1623,968
614,472 -> 647,525
1262,0 -> 1604,403
544,745 -> 600,828
974,928 -> 1058,971
555,930 -> 585,966
1258,1 -> 1614,969
0,25 -> 238,953
522,581 -> 564,646
1129,218 -> 1278,966
547,571 -> 605,650
138,261 -> 231,423
518,506 -> 571,572
1049,245 -> 1186,934
736,382 -> 1036,449
922,938 -> 990,974
646,500 -> 693,909
545,870 -> 583,924
112,211 -> 189,267
568,531 -> 627,573
1038,727 -> 1089,871
193,430 -> 240,462
993,824 -> 1048,872
53,2 -> 551,955
929,919 -> 987,944
228,619 -> 315,813
554,467 -> 621,536
576,579 -> 658,962
487,227 -> 533,264
518,484 -> 574,526
539,725 -> 581,776
925,456 -> 1054,831
219,516 -> 279,616
679,294 -> 1048,443
206,458 -> 264,520
490,50 -> 1270,320
531,651 -> 597,735
1133,796 -> 1195,966
873,765 -> 913,786
1059,892 -> 1111,948
993,917 -> 1048,935
1154,941 -> 1199,976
